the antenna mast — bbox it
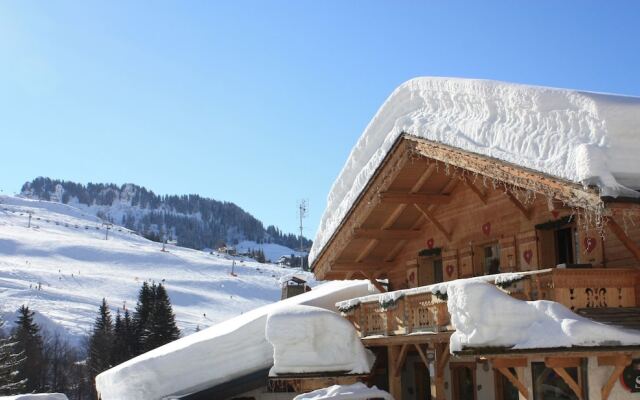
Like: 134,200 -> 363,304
298,199 -> 308,255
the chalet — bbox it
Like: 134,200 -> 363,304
307,78 -> 640,400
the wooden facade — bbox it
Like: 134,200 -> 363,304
311,135 -> 640,400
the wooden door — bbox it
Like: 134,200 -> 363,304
442,249 -> 459,281
414,362 -> 432,400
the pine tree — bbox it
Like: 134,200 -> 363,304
144,283 -> 180,351
13,305 -> 45,392
87,298 -> 114,394
112,309 -> 136,365
0,316 -> 26,395
132,282 -> 153,355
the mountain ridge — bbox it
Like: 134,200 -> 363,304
21,177 -> 312,254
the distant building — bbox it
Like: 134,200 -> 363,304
280,276 -> 310,300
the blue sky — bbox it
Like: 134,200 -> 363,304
1,2 -> 639,238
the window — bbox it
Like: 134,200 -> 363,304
531,362 -> 586,400
482,243 -> 500,275
554,227 -> 575,265
417,249 -> 443,286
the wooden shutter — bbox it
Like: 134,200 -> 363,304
576,228 -> 604,267
459,246 -> 474,278
517,230 -> 539,271
442,249 -> 459,281
499,236 -> 517,272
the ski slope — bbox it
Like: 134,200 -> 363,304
0,195 -> 315,342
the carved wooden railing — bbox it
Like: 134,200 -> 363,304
526,268 -> 640,311
342,268 -> 640,338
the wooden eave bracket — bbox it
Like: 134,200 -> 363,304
380,192 -> 451,205
545,357 -> 583,400
413,203 -> 452,241
463,176 -> 488,205
598,354 -> 633,400
607,217 -> 640,261
414,344 -> 430,367
505,191 -> 533,220
496,367 -> 530,400
362,271 -> 387,293
393,344 -> 409,377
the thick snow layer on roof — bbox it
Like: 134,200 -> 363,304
293,383 -> 394,400
266,305 -> 374,375
95,281 -> 376,400
446,280 -> 640,352
310,77 -> 640,265
0,395 -> 68,400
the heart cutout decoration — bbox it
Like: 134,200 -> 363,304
426,238 -> 434,249
584,237 -> 597,254
551,210 -> 560,219
482,222 -> 491,236
523,250 -> 533,265
446,264 -> 454,277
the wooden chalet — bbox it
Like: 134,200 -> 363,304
310,134 -> 640,400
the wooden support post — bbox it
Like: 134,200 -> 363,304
434,343 -> 450,400
414,203 -> 452,241
387,345 -> 402,400
598,354 -> 633,400
607,217 -> 640,261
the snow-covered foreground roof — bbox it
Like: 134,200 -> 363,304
446,280 -> 640,352
310,77 -> 640,265
0,395 -> 68,400
266,305 -> 374,375
293,383 -> 393,400
95,280 -> 376,400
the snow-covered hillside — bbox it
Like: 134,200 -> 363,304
0,195 -> 315,343
235,240 -> 307,263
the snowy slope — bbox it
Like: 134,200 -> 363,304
0,195 -> 314,342
311,77 -> 640,265
235,240 -> 307,263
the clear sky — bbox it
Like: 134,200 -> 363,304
1,2 -> 639,238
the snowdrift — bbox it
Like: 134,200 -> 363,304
445,280 -> 640,352
0,395 -> 68,400
293,383 -> 393,400
310,77 -> 640,264
266,305 -> 374,375
95,281 -> 376,400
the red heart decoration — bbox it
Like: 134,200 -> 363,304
446,264 -> 454,276
551,210 -> 560,219
426,238 -> 434,249
584,237 -> 597,254
523,250 -> 533,264
482,222 -> 491,236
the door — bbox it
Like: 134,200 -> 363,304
414,362 -> 432,400
451,363 -> 476,400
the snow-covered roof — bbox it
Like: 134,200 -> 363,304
95,280 -> 377,400
310,77 -> 640,266
293,383 -> 394,400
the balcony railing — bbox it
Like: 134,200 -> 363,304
340,268 -> 640,338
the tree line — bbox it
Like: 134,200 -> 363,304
22,177 -> 313,252
0,282 -> 180,399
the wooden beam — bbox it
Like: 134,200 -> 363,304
505,191 -> 532,220
414,344 -> 430,367
394,344 -> 409,377
355,239 -> 379,263
380,192 -> 451,205
545,357 -> 582,368
552,367 -> 583,400
598,354 -> 632,400
388,346 -> 402,400
413,203 -> 452,241
463,176 -> 488,205
607,217 -> 640,261
491,357 -> 528,369
497,367 -> 530,400
353,228 -> 420,241
362,271 -> 387,293
330,261 -> 396,272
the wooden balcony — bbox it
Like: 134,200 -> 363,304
341,268 -> 640,338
